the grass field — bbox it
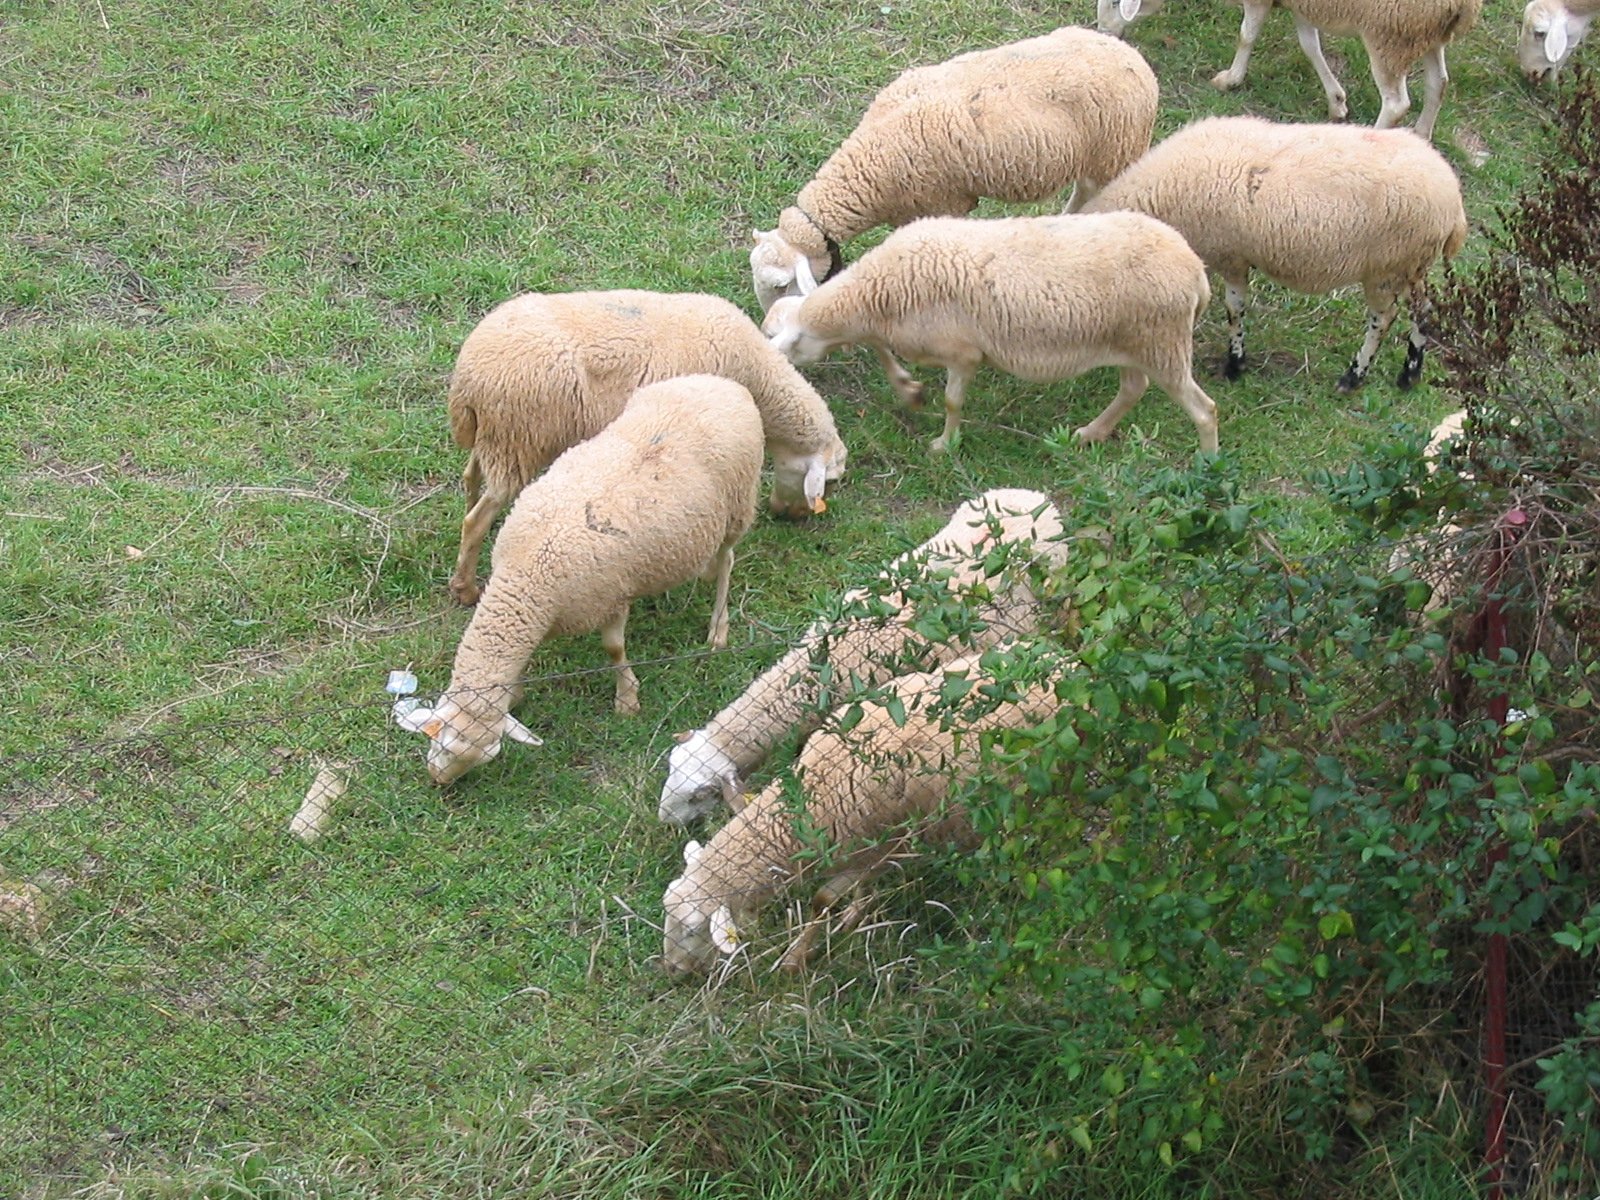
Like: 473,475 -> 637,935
0,0 -> 1566,1195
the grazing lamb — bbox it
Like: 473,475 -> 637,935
396,376 -> 764,786
1098,0 -> 1482,141
1520,0 -> 1599,83
660,653 -> 1063,977
1082,116 -> 1469,395
749,26 -> 1159,311
762,213 -> 1219,454
658,488 -> 1069,825
447,290 -> 848,605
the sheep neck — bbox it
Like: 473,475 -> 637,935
445,579 -> 555,708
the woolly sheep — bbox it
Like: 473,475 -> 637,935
1520,0 -> 1599,83
658,488 -> 1068,826
749,26 -> 1159,311
397,376 -> 764,786
447,290 -> 849,605
1082,116 -> 1469,395
762,213 -> 1219,454
660,653 -> 1062,977
1098,0 -> 1481,141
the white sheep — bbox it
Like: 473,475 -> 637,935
446,290 -> 849,605
1099,0 -> 1481,142
396,375 -> 765,786
660,653 -> 1062,977
658,488 -> 1069,825
761,213 -> 1219,454
749,26 -> 1159,311
1520,0 -> 1599,83
1082,115 -> 1469,395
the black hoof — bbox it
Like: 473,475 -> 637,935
1397,366 -> 1422,391
1335,368 -> 1363,395
1223,353 -> 1245,381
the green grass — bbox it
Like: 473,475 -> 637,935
0,0 -> 1561,1194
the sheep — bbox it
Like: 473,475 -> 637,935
1082,115 -> 1469,395
761,212 -> 1219,454
1098,0 -> 1481,142
658,488 -> 1069,826
446,290 -> 849,605
395,375 -> 765,787
1520,0 -> 1599,83
660,652 -> 1063,977
749,26 -> 1159,311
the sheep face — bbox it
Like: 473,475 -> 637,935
394,693 -> 543,786
1097,0 -> 1164,36
1521,0 -> 1580,83
659,732 -> 739,825
769,450 -> 831,520
761,296 -> 833,366
751,229 -> 828,313
661,848 -> 745,977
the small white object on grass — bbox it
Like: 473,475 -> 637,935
291,763 -> 350,843
386,669 -> 418,696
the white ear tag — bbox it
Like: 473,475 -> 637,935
710,905 -> 741,954
1547,19 -> 1570,62
503,714 -> 544,747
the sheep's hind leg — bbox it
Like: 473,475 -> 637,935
1413,46 -> 1448,141
601,606 -> 641,716
1337,294 -> 1400,394
704,543 -> 735,650
873,345 -> 924,408
1223,276 -> 1250,379
1294,16 -> 1349,120
449,487 -> 504,606
930,361 -> 977,455
1075,367 -> 1148,446
1368,52 -> 1412,130
1213,0 -> 1272,90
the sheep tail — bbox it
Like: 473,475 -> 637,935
448,385 -> 479,451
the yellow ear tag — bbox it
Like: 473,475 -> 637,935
422,718 -> 445,739
811,496 -> 828,515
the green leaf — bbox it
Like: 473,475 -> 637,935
1068,1124 -> 1093,1153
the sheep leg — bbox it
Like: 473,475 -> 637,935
1062,177 -> 1098,213
873,345 -> 924,408
600,606 -> 641,716
1162,370 -> 1221,455
705,543 -> 735,650
1223,275 -> 1250,379
1294,16 -> 1350,121
1397,284 -> 1430,390
1337,294 -> 1401,394
1368,51 -> 1412,131
449,490 -> 504,606
930,362 -> 976,455
462,450 -> 483,510
1413,46 -> 1448,141
1075,367 -> 1149,446
1212,0 -> 1272,91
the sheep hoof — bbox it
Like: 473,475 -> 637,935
449,578 -> 482,606
1397,366 -> 1422,391
1335,368 -> 1364,395
615,692 -> 641,717
1223,353 -> 1245,381
901,381 -> 926,409
1073,424 -> 1110,445
1210,70 -> 1241,92
929,432 -> 958,455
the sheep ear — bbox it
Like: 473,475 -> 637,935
1547,19 -> 1570,62
672,730 -> 693,745
503,714 -> 544,747
719,771 -> 741,806
1119,0 -> 1142,19
804,459 -> 828,514
793,253 -> 819,296
710,905 -> 741,954
683,839 -> 703,867
394,701 -> 439,736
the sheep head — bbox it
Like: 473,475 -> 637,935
750,226 -> 831,313
768,449 -> 831,520
761,295 -> 831,365
658,731 -> 741,825
1096,0 -> 1164,36
661,841 -> 745,977
1520,0 -> 1577,83
393,692 -> 542,786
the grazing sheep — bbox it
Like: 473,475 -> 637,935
660,653 -> 1062,977
749,26 -> 1159,311
762,213 -> 1219,454
1082,116 -> 1469,394
658,488 -> 1068,825
1520,0 -> 1599,83
447,290 -> 849,605
1098,0 -> 1482,141
397,376 -> 764,786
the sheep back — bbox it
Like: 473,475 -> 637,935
1288,0 -> 1482,64
1084,116 -> 1469,294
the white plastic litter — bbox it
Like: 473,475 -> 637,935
386,669 -> 418,696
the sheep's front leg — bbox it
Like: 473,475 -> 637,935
1213,0 -> 1272,90
930,361 -> 977,455
1075,367 -> 1149,445
1368,51 -> 1412,130
449,488 -> 504,606
600,605 -> 641,716
704,542 -> 735,650
873,344 -> 924,408
1413,46 -> 1448,141
1223,274 -> 1250,380
1337,292 -> 1400,394
1294,16 -> 1349,120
